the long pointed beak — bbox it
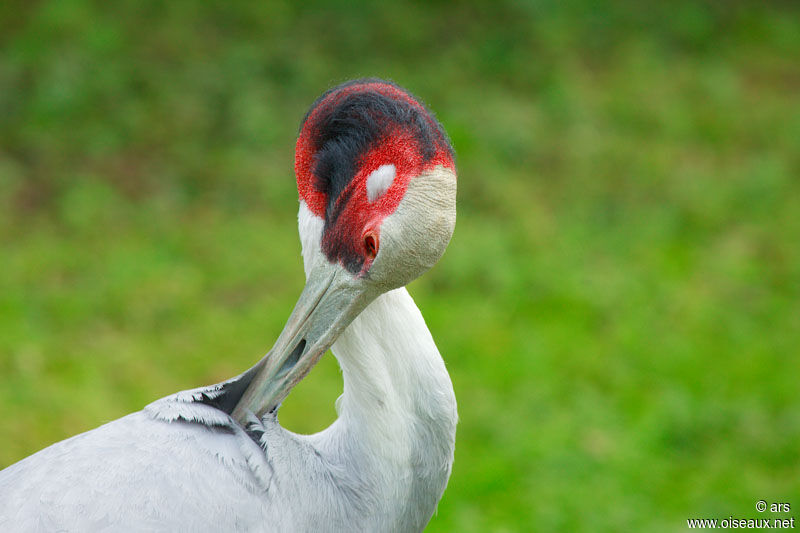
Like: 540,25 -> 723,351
231,261 -> 372,425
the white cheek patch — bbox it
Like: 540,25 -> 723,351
366,164 -> 396,202
297,200 -> 325,280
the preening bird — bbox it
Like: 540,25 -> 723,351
0,79 -> 458,532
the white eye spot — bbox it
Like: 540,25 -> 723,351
366,164 -> 396,203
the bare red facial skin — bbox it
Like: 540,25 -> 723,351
295,80 -> 456,275
322,130 -> 453,275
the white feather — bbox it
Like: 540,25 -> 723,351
366,164 -> 396,202
0,169 -> 457,532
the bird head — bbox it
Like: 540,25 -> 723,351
233,79 -> 456,423
296,78 -> 457,288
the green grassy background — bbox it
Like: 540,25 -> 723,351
1,1 -> 799,530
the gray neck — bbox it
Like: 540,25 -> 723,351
322,287 -> 458,530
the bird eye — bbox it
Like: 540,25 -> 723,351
364,232 -> 378,260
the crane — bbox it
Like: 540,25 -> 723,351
0,78 -> 458,532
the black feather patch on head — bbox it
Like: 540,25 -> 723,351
299,78 -> 454,225
295,78 -> 456,274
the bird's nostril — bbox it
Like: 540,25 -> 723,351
279,339 -> 306,376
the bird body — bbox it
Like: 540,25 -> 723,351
0,79 -> 457,532
0,286 -> 455,532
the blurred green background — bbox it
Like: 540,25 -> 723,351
1,0 -> 799,530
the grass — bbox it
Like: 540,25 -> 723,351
1,1 -> 799,530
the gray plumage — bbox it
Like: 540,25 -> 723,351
0,159 -> 458,532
